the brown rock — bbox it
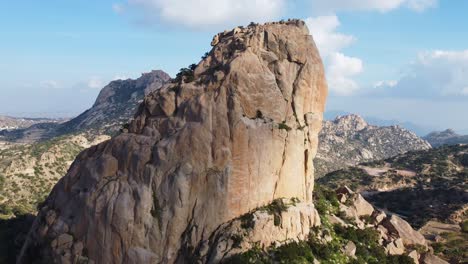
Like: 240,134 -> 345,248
408,250 -> 420,264
385,238 -> 405,255
19,20 -> 328,264
353,194 -> 374,217
372,210 -> 387,224
343,241 -> 357,257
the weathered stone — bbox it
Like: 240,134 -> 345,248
372,210 -> 387,224
354,194 -> 374,216
343,241 -> 357,257
385,238 -> 405,255
19,20 -> 328,264
327,214 -> 348,227
383,215 -> 427,247
408,250 -> 420,264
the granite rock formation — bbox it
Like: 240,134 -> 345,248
315,114 -> 431,177
19,20 -> 327,264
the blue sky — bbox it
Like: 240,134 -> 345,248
1,0 -> 467,133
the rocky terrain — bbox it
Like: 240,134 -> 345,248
224,185 -> 446,264
0,70 -> 170,143
319,144 -> 468,263
18,20 -> 328,263
424,129 -> 468,147
315,114 -> 432,177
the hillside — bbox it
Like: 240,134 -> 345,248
0,134 -> 109,217
315,114 -> 431,177
424,129 -> 468,147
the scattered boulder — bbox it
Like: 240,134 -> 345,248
408,250 -> 420,264
354,194 -> 374,217
343,241 -> 357,257
383,215 -> 428,247
385,238 -> 405,255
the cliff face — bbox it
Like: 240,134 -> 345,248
19,20 -> 327,263
315,114 -> 431,177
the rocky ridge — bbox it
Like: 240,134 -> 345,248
315,114 -> 431,177
1,70 -> 170,143
19,20 -> 328,263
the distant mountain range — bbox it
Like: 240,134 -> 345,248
0,70 -> 170,143
324,110 -> 436,136
0,116 -> 65,131
423,129 -> 468,147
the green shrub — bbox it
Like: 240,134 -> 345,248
461,220 -> 468,233
240,213 -> 255,229
278,122 -> 292,131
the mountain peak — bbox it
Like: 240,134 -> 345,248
332,114 -> 368,131
20,20 -> 328,263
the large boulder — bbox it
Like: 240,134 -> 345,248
19,20 -> 327,264
383,215 -> 427,247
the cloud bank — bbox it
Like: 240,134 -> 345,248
374,50 -> 468,99
122,0 -> 284,29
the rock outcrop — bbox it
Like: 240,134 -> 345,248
57,70 -> 171,136
19,20 -> 327,264
315,114 -> 431,177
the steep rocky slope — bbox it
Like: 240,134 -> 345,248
424,129 -> 468,147
315,114 -> 431,177
19,20 -> 328,263
1,70 -> 170,143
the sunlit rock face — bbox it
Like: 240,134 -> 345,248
19,20 -> 327,264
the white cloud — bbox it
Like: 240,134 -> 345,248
118,0 -> 285,29
40,80 -> 60,89
374,80 -> 398,88
112,3 -> 125,14
87,77 -> 105,89
309,0 -> 437,14
305,16 -> 363,96
376,50 -> 468,98
305,16 -> 355,57
327,52 -> 363,95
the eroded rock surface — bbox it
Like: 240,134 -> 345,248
19,20 -> 327,264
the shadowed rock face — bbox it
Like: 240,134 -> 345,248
19,20 -> 327,264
